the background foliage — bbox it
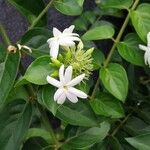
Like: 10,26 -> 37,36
0,0 -> 150,149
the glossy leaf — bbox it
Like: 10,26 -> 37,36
54,0 -> 83,16
82,24 -> 114,41
0,100 -> 32,150
0,51 -> 20,105
21,28 -> 52,58
100,0 -> 133,9
126,133 -> 150,150
62,122 -> 110,149
24,55 -> 54,85
7,0 -> 46,26
38,85 -> 98,127
90,93 -> 124,118
130,3 -> 150,42
117,33 -> 145,66
24,128 -> 53,144
100,63 -> 128,102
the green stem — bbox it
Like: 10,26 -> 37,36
0,24 -> 11,45
38,105 -> 60,150
90,0 -> 140,98
29,0 -> 55,30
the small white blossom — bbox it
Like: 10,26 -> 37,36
17,44 -> 32,53
47,25 -> 80,59
139,32 -> 150,67
46,65 -> 88,104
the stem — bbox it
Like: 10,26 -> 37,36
0,24 -> 11,45
90,0 -> 140,98
38,105 -> 60,150
110,111 -> 133,136
29,0 -> 55,30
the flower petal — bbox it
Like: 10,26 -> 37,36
53,27 -> 61,37
66,91 -> 78,103
46,76 -> 62,88
57,92 -> 66,104
144,52 -> 148,65
67,74 -> 85,86
63,25 -> 75,34
54,88 -> 64,101
64,66 -> 72,83
59,65 -> 65,83
49,39 -> 59,59
139,44 -> 148,51
147,32 -> 150,47
68,87 -> 88,99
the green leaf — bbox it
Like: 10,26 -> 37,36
130,3 -> 150,42
54,0 -> 83,16
7,0 -> 46,26
117,33 -> 145,66
100,63 -> 128,102
24,55 -> 54,85
90,93 -> 124,118
24,128 -> 53,144
62,122 -> 110,149
92,49 -> 105,70
101,0 -> 133,9
0,44 -> 6,63
21,28 -> 52,58
82,24 -> 114,41
0,51 -> 20,105
0,100 -> 32,150
126,133 -> 150,150
38,85 -> 98,127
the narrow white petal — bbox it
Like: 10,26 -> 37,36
46,76 -> 62,88
67,74 -> 85,86
57,92 -> 66,104
54,88 -> 64,101
147,32 -> 150,47
68,87 -> 88,99
53,27 -> 61,37
49,39 -> 59,59
66,92 -> 78,103
63,25 -> 75,33
17,44 -> 21,50
64,66 -> 72,83
139,44 -> 148,51
144,52 -> 148,65
59,65 -> 65,83
22,45 -> 32,53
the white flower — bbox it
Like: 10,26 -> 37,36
139,32 -> 150,67
47,25 -> 80,59
46,65 -> 88,104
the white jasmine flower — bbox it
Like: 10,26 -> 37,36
47,25 -> 80,59
17,44 -> 32,53
46,65 -> 88,104
139,32 -> 150,67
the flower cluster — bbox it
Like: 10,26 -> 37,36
46,25 -> 91,104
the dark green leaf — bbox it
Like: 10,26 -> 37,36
101,0 -> 133,9
24,55 -> 54,85
0,51 -> 20,105
0,44 -> 6,63
126,133 -> 150,150
24,128 -> 53,144
7,0 -> 46,26
62,122 -> 110,149
21,28 -> 52,58
54,0 -> 83,16
100,63 -> 128,102
117,33 -> 145,66
130,3 -> 150,42
90,93 -> 124,118
0,100 -> 32,150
